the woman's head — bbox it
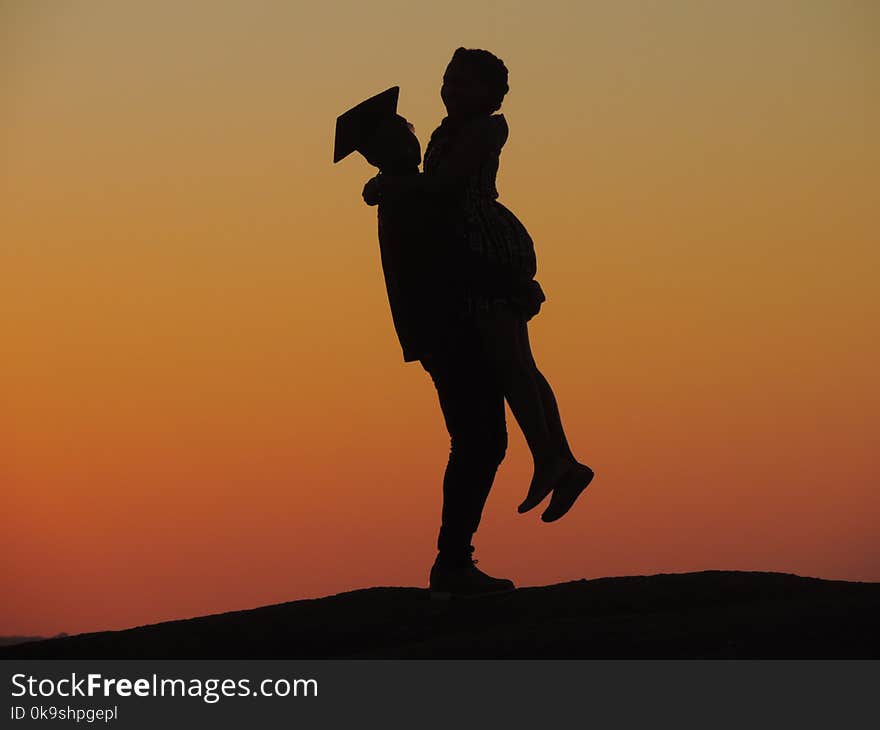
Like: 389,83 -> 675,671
441,47 -> 509,117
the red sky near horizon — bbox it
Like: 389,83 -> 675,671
3,1 -> 878,637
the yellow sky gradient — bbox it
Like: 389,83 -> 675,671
2,1 -> 878,636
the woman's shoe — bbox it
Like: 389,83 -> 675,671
540,463 -> 594,522
517,458 -> 572,514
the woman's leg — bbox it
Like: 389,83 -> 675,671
510,316 -> 577,463
472,304 -> 570,505
535,370 -> 576,461
512,315 -> 595,517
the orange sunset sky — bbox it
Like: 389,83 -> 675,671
2,1 -> 878,637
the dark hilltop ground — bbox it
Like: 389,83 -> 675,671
2,571 -> 878,659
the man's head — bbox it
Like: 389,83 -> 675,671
359,114 -> 421,171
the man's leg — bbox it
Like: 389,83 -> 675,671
421,325 -> 512,592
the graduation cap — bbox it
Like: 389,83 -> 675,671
333,86 -> 399,163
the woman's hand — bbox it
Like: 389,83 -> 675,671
362,175 -> 383,206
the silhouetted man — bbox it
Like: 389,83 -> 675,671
335,88 -> 514,595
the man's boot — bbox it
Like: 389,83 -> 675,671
429,545 -> 515,597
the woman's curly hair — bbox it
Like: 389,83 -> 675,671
449,47 -> 509,113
